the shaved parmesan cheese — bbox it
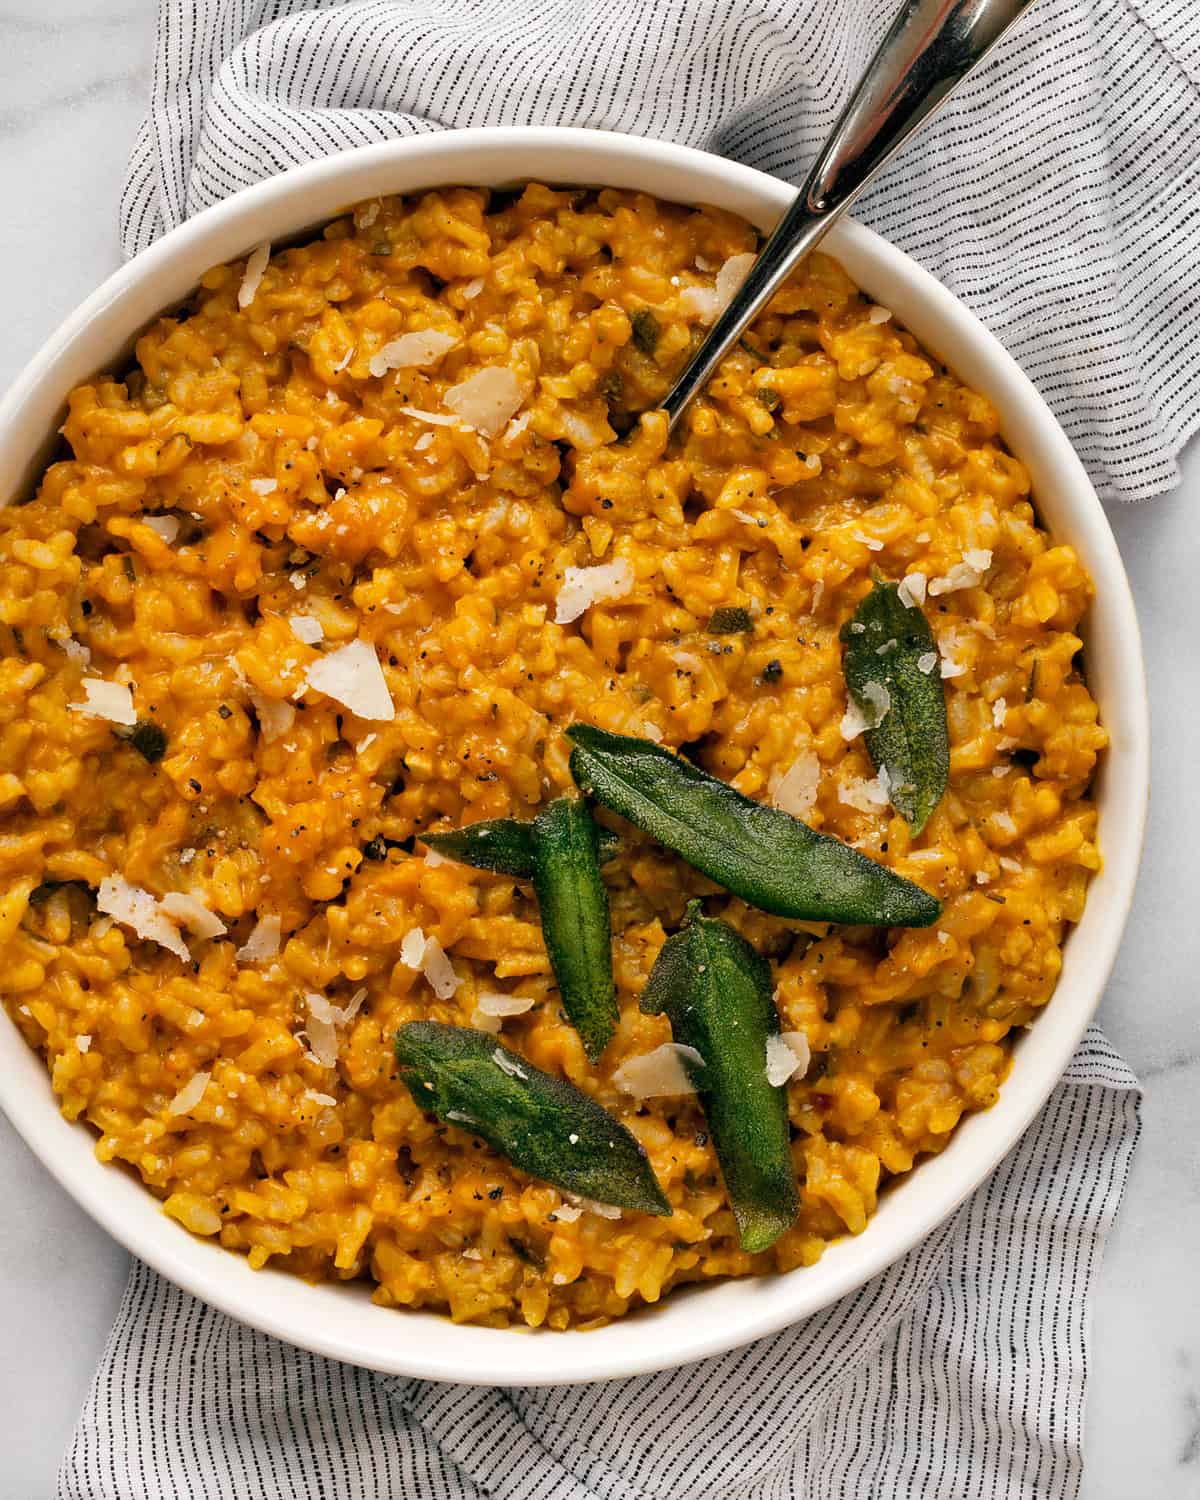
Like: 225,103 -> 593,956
368,328 -> 459,378
504,410 -> 531,441
97,875 -> 189,960
160,891 -> 227,940
470,1009 -> 502,1035
492,1048 -> 527,1080
289,614 -> 324,645
897,572 -> 927,608
679,284 -> 720,322
852,529 -> 884,552
413,432 -> 434,452
305,1091 -> 338,1108
839,771 -> 891,812
402,407 -> 462,427
167,1070 -> 211,1115
770,750 -> 820,818
57,635 -> 91,666
929,550 -> 992,596
554,558 -> 634,624
716,252 -> 757,311
420,935 -> 459,999
611,1042 -> 704,1099
76,1035 -> 91,1053
578,1198 -> 621,1220
940,656 -> 966,680
142,514 -> 180,544
248,689 -> 295,743
672,650 -> 705,673
400,928 -> 428,969
461,277 -> 485,300
236,913 -> 281,962
70,678 -> 136,726
917,651 -> 938,675
840,682 -> 890,738
765,1031 -> 811,1086
424,847 -> 447,868
474,992 -> 535,1018
249,477 -> 277,496
237,242 -> 270,309
556,407 -> 611,451
867,305 -> 893,324
303,1009 -> 339,1069
332,345 -> 355,373
443,367 -> 524,435
305,640 -> 394,721
552,1202 -> 583,1223
992,697 -> 1008,729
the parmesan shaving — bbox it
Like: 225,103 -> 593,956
248,689 -> 295,743
917,651 -> 938,675
289,614 -> 324,645
474,992 -> 535,1018
461,276 -> 485,299
141,514 -> 180,544
400,927 -> 428,969
897,572 -> 927,608
867,305 -> 893,324
237,242 -> 270,309
368,328 -> 459,378
249,477 -> 277,495
765,1031 -> 811,1086
236,913 -> 281,962
443,367 -> 524,435
76,1035 -> 91,1053
160,891 -> 227,940
70,678 -> 136,727
552,1203 -> 583,1223
770,750 -> 820,818
96,875 -> 189,960
840,682 -> 890,739
167,1070 -> 211,1116
554,558 -> 634,624
304,639 -> 395,721
420,935 -> 459,999
611,1042 -> 704,1099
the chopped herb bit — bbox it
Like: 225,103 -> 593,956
629,309 -> 660,355
707,606 -> 754,635
116,719 -> 168,764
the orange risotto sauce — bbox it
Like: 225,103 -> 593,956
0,185 -> 1105,1327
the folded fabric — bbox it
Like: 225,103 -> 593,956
59,1030 -> 1139,1499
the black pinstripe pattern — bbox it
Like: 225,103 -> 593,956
58,1025 -> 1139,1499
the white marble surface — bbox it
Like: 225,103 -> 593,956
0,3 -> 1198,1496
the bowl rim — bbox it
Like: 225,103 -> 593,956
0,125 -> 1149,1385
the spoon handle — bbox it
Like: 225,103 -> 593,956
662,0 -> 1038,432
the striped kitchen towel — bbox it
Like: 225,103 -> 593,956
61,1 -> 1160,1495
60,1030 -> 1139,1499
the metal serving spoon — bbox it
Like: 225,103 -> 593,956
662,0 -> 1037,432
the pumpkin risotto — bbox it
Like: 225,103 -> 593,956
0,185 -> 1106,1328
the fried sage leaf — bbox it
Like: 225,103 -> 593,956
641,904 -> 797,1252
393,1022 -> 671,1215
424,817 -> 618,878
840,579 -> 949,836
531,796 -> 618,1062
566,724 -> 940,927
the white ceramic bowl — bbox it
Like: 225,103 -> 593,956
0,127 -> 1148,1385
